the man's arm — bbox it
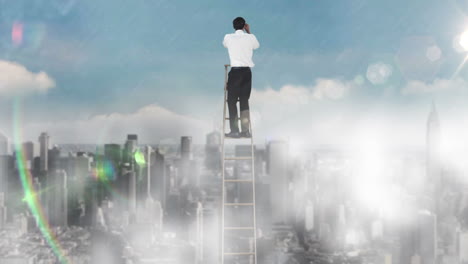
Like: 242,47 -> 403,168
244,23 -> 251,34
251,34 -> 260,50
244,24 -> 259,49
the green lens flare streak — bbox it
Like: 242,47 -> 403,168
13,99 -> 70,264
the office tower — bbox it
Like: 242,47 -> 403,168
48,146 -> 61,171
151,149 -> 167,209
141,145 -> 152,199
205,131 -> 221,171
400,213 -> 418,264
104,144 -> 121,181
104,143 -> 122,162
0,155 -> 8,195
124,134 -> 138,164
39,132 -> 49,172
22,141 -> 34,170
128,170 -> 137,217
418,210 -> 437,264
48,170 -> 68,226
267,140 -> 289,224
66,155 -> 91,226
0,132 -> 8,155
181,136 -> 192,161
459,232 -> 468,262
426,103 -> 442,199
0,192 -> 6,229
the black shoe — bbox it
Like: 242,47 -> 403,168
225,131 -> 240,138
240,131 -> 251,138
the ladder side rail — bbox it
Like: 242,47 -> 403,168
250,112 -> 258,264
221,64 -> 229,264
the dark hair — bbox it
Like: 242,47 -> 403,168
233,17 -> 246,30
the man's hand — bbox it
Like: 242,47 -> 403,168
244,23 -> 251,34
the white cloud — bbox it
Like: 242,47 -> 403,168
0,60 -> 55,96
401,78 -> 467,95
311,78 -> 353,100
251,78 -> 353,106
20,104 -> 210,144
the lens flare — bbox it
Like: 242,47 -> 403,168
13,98 -> 70,264
12,22 -> 23,46
134,149 -> 146,166
460,30 -> 468,51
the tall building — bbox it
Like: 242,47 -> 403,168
48,170 -> 68,226
0,132 -> 8,155
22,141 -> 34,170
205,131 -> 221,171
48,146 -> 61,171
143,146 -> 152,198
267,140 -> 289,224
0,192 -> 6,229
426,103 -> 442,200
128,170 -> 137,217
38,132 -> 49,172
66,155 -> 91,225
418,210 -> 437,264
151,149 -> 167,209
104,143 -> 122,181
124,134 -> 138,164
181,136 -> 193,161
0,155 -> 8,195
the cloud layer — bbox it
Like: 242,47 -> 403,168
401,78 -> 467,95
20,104 -> 210,144
0,60 -> 55,96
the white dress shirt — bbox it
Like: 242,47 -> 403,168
223,30 -> 260,67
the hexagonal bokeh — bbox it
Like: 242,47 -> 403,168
395,36 -> 443,81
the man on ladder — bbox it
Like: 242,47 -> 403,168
223,17 -> 260,138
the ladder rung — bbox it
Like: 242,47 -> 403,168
224,252 -> 255,256
224,203 -> 254,206
224,227 -> 254,230
224,157 -> 252,160
224,179 -> 253,182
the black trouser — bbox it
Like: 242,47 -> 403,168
227,67 -> 251,133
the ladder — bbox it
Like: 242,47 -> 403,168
221,64 -> 258,264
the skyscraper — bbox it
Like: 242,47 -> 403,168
418,210 -> 437,264
22,141 -> 34,170
205,131 -> 221,171
0,192 -> 6,229
0,155 -> 8,195
128,170 -> 137,217
0,132 -> 8,155
104,143 -> 122,181
39,132 -> 49,172
426,102 -> 441,192
124,134 -> 138,164
181,136 -> 193,161
48,170 -> 68,226
151,149 -> 167,209
267,140 -> 289,224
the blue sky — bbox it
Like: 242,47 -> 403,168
1,0 -> 468,146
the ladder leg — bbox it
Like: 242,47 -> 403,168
249,111 -> 258,264
221,65 -> 228,264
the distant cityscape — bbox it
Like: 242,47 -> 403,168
0,103 -> 468,264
